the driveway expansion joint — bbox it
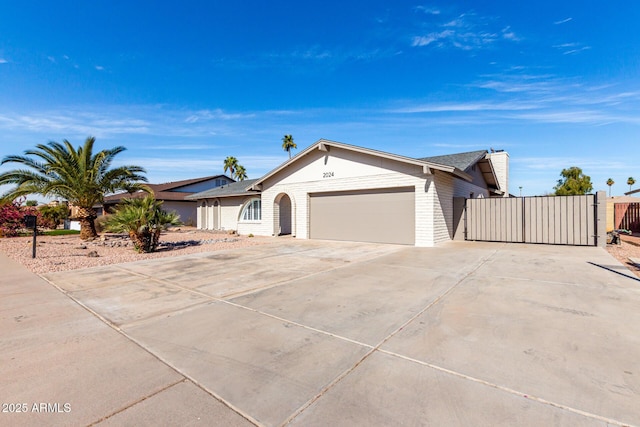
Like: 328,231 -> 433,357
87,378 -> 187,426
27,241 -> 640,426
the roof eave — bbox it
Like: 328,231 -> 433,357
252,139 -> 476,186
186,190 -> 260,200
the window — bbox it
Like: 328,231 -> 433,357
240,198 -> 261,221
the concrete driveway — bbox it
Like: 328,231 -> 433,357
3,239 -> 640,426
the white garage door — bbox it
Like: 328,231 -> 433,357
309,187 -> 415,245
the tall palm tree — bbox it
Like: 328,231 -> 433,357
0,137 -> 147,240
234,164 -> 247,181
628,177 -> 636,192
104,195 -> 181,253
282,134 -> 297,159
223,156 -> 238,178
606,178 -> 614,197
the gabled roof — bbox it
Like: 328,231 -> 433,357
420,150 -> 503,194
251,139 -> 473,188
151,175 -> 232,192
185,179 -> 260,200
103,175 -> 232,204
419,150 -> 488,171
186,141 -> 504,200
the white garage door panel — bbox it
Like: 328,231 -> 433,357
309,187 -> 415,245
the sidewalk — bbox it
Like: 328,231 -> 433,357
0,253 -> 252,427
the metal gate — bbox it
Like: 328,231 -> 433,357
465,194 -> 598,246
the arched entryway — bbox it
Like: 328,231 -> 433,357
274,193 -> 293,236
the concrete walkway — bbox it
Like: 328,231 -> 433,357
2,239 -> 640,426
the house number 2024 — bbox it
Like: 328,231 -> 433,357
323,172 -> 334,178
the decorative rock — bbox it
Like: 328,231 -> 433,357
87,250 -> 99,257
75,245 -> 87,250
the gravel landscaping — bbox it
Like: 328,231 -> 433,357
605,234 -> 640,278
2,226 -> 639,278
0,227 -> 269,274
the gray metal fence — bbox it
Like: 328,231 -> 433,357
464,194 -> 600,246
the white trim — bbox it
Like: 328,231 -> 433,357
239,197 -> 262,222
252,139 -> 471,187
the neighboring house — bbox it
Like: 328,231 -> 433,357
101,175 -> 235,226
187,139 -> 509,247
607,195 -> 640,232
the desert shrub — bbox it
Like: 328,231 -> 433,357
104,195 -> 181,253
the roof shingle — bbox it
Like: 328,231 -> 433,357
103,175 -> 231,204
418,150 -> 487,172
185,179 -> 260,200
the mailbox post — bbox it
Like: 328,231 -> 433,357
24,214 -> 37,258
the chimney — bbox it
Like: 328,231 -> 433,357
487,151 -> 509,197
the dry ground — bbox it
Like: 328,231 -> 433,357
605,233 -> 640,278
0,227 -> 269,274
1,226 -> 639,277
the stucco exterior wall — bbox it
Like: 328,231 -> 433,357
256,147 -> 436,246
194,145 -> 498,247
162,201 -> 197,227
197,196 -> 255,231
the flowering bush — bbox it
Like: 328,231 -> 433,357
0,198 -> 40,237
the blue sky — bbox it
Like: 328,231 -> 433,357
1,1 -> 639,198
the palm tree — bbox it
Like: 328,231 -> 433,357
628,177 -> 636,192
606,178 -> 614,197
104,195 -> 181,253
223,156 -> 238,178
0,137 -> 147,240
234,164 -> 247,181
282,134 -> 297,159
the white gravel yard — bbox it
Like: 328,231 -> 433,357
0,227 -> 270,274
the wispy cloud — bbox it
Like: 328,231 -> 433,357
514,157 -> 626,171
554,17 -> 573,25
386,69 -> 640,127
414,6 -> 440,15
95,65 -> 105,71
411,11 -> 518,51
185,109 -> 255,123
553,42 -> 591,55
504,109 -> 621,125
212,45 -> 394,72
412,30 -> 455,47
0,58 -> 8,64
0,112 -> 151,137
0,105 -> 304,146
149,144 -> 216,150
501,26 -> 519,41
120,154 -> 285,182
390,101 -> 538,113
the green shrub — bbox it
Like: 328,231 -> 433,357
104,195 -> 181,253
